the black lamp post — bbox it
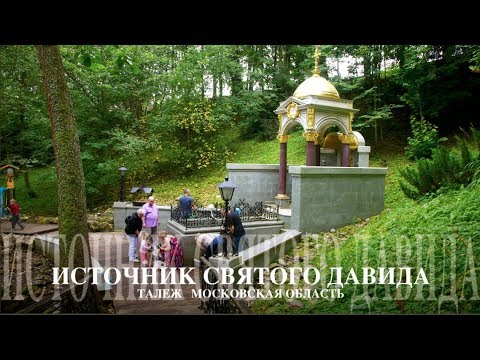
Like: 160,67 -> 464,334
218,177 -> 237,234
118,166 -> 127,202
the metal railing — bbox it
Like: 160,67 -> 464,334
171,199 -> 279,229
198,256 -> 251,314
14,274 -> 101,314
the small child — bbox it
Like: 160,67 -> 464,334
151,232 -> 166,268
157,230 -> 171,266
168,235 -> 184,268
139,231 -> 152,266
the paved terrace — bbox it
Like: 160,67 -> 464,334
88,232 -> 203,315
0,224 -> 203,315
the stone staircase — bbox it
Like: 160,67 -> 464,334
208,229 -> 302,268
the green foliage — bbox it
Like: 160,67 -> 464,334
405,116 -> 446,160
157,95 -> 236,175
470,45 -> 480,73
233,131 -> 306,165
467,160 -> 480,187
470,126 -> 480,151
400,128 -> 479,200
3,44 -> 480,207
236,90 -> 280,140
144,131 -> 307,205
398,166 -> 421,200
466,129 -> 480,187
14,167 -> 58,216
0,46 -> 52,165
252,184 -> 480,314
356,103 -> 404,131
25,188 -> 38,198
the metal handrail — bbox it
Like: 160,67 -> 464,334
199,256 -> 251,314
15,274 -> 100,313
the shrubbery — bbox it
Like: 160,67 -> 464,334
405,116 -> 446,160
400,127 -> 480,200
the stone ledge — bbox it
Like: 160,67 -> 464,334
113,203 -> 171,211
167,219 -> 284,235
240,229 -> 302,264
227,163 -> 280,171
206,229 -> 302,269
289,166 -> 387,175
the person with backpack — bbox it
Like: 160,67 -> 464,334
124,208 -> 146,263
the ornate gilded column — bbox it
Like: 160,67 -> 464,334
305,106 -> 320,166
303,132 -> 317,166
276,134 -> 290,203
314,133 -> 321,166
340,134 -> 351,167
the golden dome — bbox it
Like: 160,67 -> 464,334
293,74 -> 340,99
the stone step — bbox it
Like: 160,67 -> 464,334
265,200 -> 291,210
279,208 -> 292,216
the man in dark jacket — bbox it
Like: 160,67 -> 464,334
125,208 -> 145,262
178,188 -> 196,219
222,208 -> 245,255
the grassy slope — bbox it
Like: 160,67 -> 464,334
8,166 -> 58,216
10,131 -> 307,216
11,132 -> 480,314
145,131 -> 307,206
251,142 -> 480,314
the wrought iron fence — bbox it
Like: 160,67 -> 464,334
170,199 -> 279,229
233,198 -> 279,222
198,256 -> 251,314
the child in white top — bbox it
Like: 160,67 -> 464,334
157,230 -> 171,265
150,231 -> 168,267
139,231 -> 152,265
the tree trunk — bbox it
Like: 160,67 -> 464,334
219,74 -> 223,97
19,73 -> 26,158
397,45 -> 405,69
24,168 -> 31,189
273,45 -> 277,68
200,45 -> 205,97
36,45 -> 92,269
19,71 -> 33,191
319,50 -> 328,79
374,92 -> 378,144
36,45 -> 100,312
229,46 -> 243,97
213,74 -> 217,98
0,48 -> 3,162
363,51 -> 373,89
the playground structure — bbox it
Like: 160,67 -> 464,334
0,164 -> 19,207
0,187 -> 6,219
